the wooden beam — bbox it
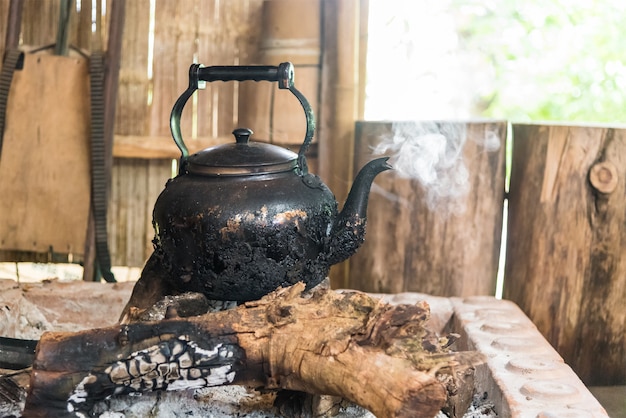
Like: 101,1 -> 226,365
112,134 -> 230,159
112,135 -> 317,160
504,124 -> 626,385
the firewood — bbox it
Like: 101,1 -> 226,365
23,283 -> 481,418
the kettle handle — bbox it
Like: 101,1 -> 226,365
170,62 -> 314,175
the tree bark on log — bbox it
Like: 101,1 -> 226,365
23,283 -> 475,418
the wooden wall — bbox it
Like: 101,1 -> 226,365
2,0 -> 624,386
351,121 -> 625,386
0,0 -> 357,269
349,121 -> 506,297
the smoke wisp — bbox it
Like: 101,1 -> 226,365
373,121 -> 500,215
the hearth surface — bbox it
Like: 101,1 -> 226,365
0,278 -> 613,417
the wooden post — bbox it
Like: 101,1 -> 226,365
319,0 -> 361,288
348,121 -> 507,297
504,123 -> 626,386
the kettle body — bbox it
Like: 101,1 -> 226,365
149,62 -> 390,302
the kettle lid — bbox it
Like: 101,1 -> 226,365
185,128 -> 298,176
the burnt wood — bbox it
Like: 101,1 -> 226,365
23,284 -> 478,418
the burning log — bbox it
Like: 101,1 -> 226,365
23,283 -> 480,418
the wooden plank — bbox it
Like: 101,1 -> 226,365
215,1 -> 237,136
357,0 -> 368,120
504,123 -> 626,386
0,53 -> 91,256
195,0 -> 256,139
237,0 -> 321,145
112,134 -> 314,159
2,0 -> 22,50
265,0 -> 320,144
108,158 -> 123,265
0,0 -> 9,54
348,121 -> 506,297
114,0 -> 150,136
319,0 -> 359,203
126,159 -> 143,266
103,0 -> 125,165
71,0 -> 93,51
144,159 -> 169,259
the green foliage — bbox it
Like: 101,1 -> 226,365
452,0 -> 626,123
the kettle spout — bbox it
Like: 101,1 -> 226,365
327,157 -> 392,265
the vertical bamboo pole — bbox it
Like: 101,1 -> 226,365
357,0 -> 368,120
319,0 -> 361,288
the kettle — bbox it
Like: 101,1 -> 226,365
147,62 -> 390,302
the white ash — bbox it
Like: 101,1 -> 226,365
86,386 -> 497,418
436,394 -> 498,418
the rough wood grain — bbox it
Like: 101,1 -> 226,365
348,121 -> 506,297
504,123 -> 626,386
23,284 -> 468,418
0,53 -> 91,255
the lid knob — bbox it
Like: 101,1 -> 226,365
233,128 -> 253,144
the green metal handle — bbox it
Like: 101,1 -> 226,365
170,62 -> 315,175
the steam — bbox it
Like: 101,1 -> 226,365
373,121 -> 500,215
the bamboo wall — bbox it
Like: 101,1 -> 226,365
1,0 -> 266,267
1,0 -> 624,386
110,0 -> 266,267
0,0 -> 355,269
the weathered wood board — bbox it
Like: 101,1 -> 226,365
504,123 -> 626,386
0,53 -> 91,256
346,121 -> 506,297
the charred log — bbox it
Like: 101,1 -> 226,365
24,283 -> 481,418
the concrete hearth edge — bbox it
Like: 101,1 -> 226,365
375,292 -> 610,418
